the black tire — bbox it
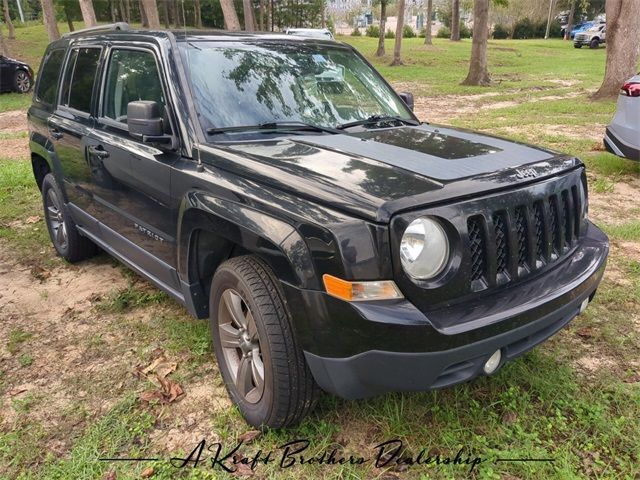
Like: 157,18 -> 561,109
13,69 -> 32,93
209,255 -> 319,428
589,38 -> 599,49
574,43 -> 582,48
41,173 -> 98,263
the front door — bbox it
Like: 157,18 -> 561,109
85,46 -> 180,292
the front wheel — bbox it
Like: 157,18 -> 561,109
210,256 -> 319,428
589,39 -> 599,49
574,43 -> 582,48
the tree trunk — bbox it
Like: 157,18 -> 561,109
194,0 -> 202,28
139,0 -> 148,27
259,0 -> 265,30
161,0 -> 169,28
462,0 -> 490,86
40,0 -> 60,41
64,3 -> 75,31
110,0 -> 117,22
79,0 -> 97,28
124,0 -> 131,23
221,0 -> 241,31
593,0 -> 640,99
376,0 -> 386,57
564,0 -> 575,40
391,0 -> 405,66
0,24 -> 7,56
243,0 -> 255,31
451,0 -> 460,41
119,0 -> 127,22
140,0 -> 160,28
3,0 -> 15,40
171,0 -> 181,28
424,0 -> 432,45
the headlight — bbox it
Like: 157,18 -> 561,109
400,217 -> 449,279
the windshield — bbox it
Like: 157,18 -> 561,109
178,41 -> 414,138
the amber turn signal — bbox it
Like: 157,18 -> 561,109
322,274 -> 403,302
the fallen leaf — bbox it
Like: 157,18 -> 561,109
502,411 -> 518,424
25,216 -> 40,224
233,463 -> 255,477
576,327 -> 595,339
141,466 -> 154,478
139,390 -> 165,403
237,430 -> 261,444
102,470 -> 117,480
8,387 -> 28,396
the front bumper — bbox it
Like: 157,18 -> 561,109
284,222 -> 608,399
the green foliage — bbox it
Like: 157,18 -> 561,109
512,18 -> 563,39
493,23 -> 511,39
459,23 -> 471,38
365,24 -> 380,37
402,24 -> 416,38
384,28 -> 395,39
436,26 -> 451,38
350,27 -> 362,36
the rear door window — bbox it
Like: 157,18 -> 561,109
35,49 -> 65,107
59,47 -> 102,114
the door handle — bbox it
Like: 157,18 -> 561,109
87,146 -> 110,159
49,128 -> 63,140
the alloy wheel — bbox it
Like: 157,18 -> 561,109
218,289 -> 265,404
45,189 -> 68,251
15,71 -> 31,93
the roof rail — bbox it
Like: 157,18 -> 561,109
63,22 -> 130,38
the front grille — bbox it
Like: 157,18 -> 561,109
466,185 -> 582,290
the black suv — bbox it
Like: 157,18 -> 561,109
28,24 -> 608,428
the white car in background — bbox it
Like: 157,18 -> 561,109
285,28 -> 334,40
604,74 -> 640,161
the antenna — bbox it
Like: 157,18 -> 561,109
180,0 -> 203,171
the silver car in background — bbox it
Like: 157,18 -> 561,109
285,28 -> 334,40
604,75 -> 640,161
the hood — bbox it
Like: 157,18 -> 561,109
1,55 -> 30,69
200,124 -> 581,222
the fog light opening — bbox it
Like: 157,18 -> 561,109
579,298 -> 589,315
483,349 -> 502,375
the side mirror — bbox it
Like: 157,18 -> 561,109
127,101 -> 175,148
127,101 -> 164,137
398,92 -> 414,111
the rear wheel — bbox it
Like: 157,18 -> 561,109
209,255 -> 319,428
42,173 -> 97,262
13,70 -> 32,93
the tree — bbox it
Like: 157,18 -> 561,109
0,22 -> 8,56
194,0 -> 202,28
221,0 -> 241,30
451,0 -> 460,40
424,0 -> 433,45
64,2 -> 75,31
243,0 -> 255,31
2,0 -> 14,40
41,0 -> 60,41
79,0 -> 97,27
564,0 -> 575,40
140,0 -> 160,28
462,0 -> 490,85
593,0 -> 640,99
161,0 -> 170,28
376,0 -> 388,57
391,0 -> 405,65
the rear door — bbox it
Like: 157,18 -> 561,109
47,45 -> 103,215
84,45 -> 181,291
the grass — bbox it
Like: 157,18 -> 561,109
0,27 -> 638,480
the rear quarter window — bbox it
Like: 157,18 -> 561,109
35,49 -> 65,107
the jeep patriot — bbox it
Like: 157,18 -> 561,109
28,24 -> 609,428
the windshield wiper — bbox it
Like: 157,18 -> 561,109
206,121 -> 341,135
337,115 -> 420,130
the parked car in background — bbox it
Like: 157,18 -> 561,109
604,75 -> 640,161
574,23 -> 606,48
285,28 -> 334,40
567,21 -> 595,39
0,55 -> 34,93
